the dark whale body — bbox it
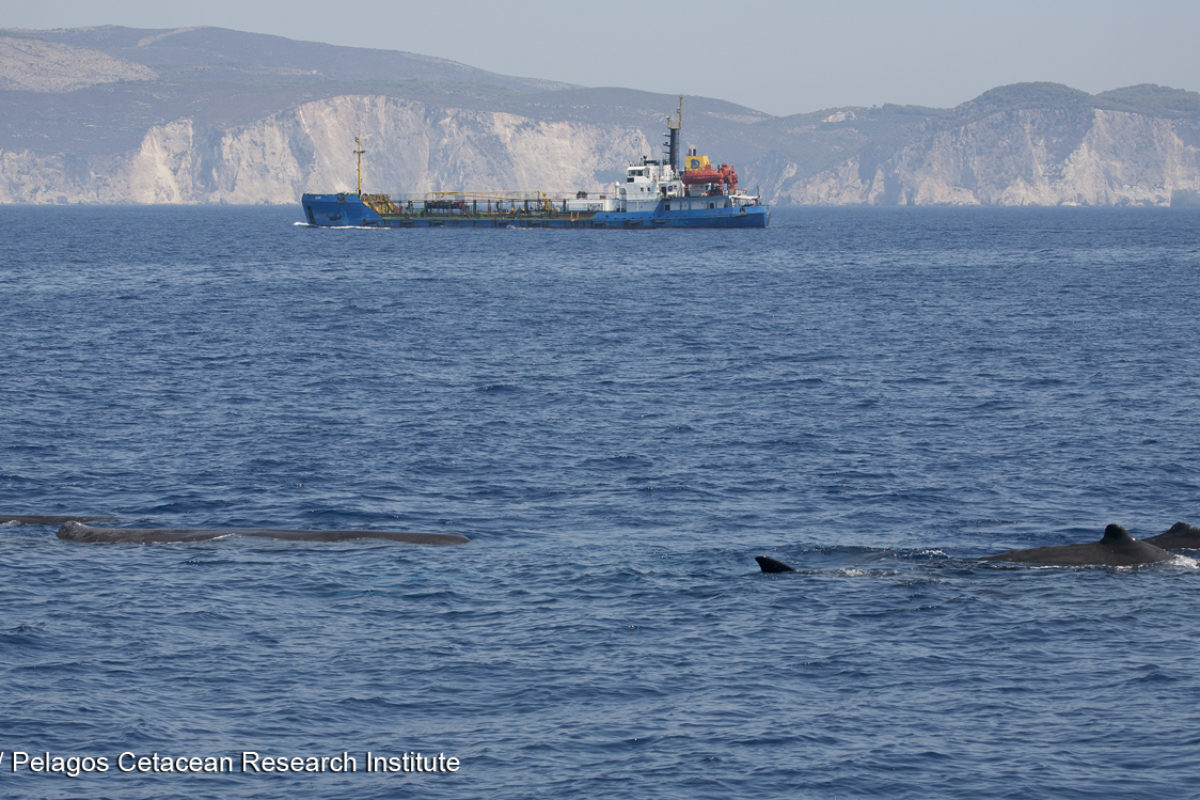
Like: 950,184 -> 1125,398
979,524 -> 1175,567
1,514 -> 115,525
757,524 -> 1180,572
57,520 -> 468,546
1144,522 -> 1200,550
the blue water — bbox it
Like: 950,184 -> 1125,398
3,205 -> 1200,799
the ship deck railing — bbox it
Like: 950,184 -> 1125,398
361,191 -> 603,218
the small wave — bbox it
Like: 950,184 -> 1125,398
834,567 -> 880,578
302,223 -> 390,231
905,548 -> 950,560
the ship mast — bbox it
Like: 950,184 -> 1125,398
354,134 -> 365,195
666,96 -> 683,172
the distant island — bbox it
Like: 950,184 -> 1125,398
3,26 -> 1200,206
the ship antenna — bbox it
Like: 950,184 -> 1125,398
666,96 -> 683,172
354,133 -> 365,195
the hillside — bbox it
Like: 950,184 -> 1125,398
2,26 -> 1200,206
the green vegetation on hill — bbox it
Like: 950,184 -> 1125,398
1094,84 -> 1200,118
968,82 -> 1095,112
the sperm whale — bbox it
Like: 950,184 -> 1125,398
1144,522 -> 1200,550
979,524 -> 1175,566
1,514 -> 115,525
755,524 -> 1181,573
57,520 -> 468,545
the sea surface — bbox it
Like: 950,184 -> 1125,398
2,205 -> 1200,799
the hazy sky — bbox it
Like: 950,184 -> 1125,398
7,0 -> 1199,116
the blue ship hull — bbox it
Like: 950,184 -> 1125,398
301,193 -> 769,229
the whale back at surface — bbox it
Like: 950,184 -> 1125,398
1,514 -> 115,526
57,520 -> 468,546
979,524 -> 1175,566
1144,522 -> 1200,550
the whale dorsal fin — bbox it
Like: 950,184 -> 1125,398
755,555 -> 797,573
1101,524 -> 1135,545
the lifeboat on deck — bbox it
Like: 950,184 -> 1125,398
682,160 -> 738,191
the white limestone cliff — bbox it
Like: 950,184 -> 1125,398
3,96 -> 1200,206
0,96 -> 649,205
773,109 -> 1200,206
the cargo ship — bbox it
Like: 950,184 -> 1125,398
300,99 -> 768,229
